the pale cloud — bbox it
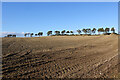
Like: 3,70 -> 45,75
0,32 -> 25,37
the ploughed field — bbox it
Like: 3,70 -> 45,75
2,35 -> 119,78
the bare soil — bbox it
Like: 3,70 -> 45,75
2,35 -> 119,78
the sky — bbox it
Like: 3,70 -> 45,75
1,0 -> 120,2
2,2 -> 118,37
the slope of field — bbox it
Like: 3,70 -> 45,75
2,35 -> 119,78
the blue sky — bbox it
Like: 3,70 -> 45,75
2,2 -> 118,37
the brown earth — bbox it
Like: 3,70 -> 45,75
2,35 -> 119,79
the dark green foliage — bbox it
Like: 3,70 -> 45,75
35,34 -> 38,36
105,28 -> 110,33
86,28 -> 91,34
30,33 -> 34,37
12,35 -> 16,37
92,28 -> 96,34
47,31 -> 52,36
98,28 -> 104,34
66,31 -> 70,33
6,34 -> 16,37
61,30 -> 66,35
82,29 -> 87,34
24,33 -> 27,37
70,31 -> 73,34
77,29 -> 81,34
55,31 -> 60,35
38,32 -> 43,37
111,27 -> 115,33
5,27 -> 116,37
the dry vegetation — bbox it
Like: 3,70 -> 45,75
2,35 -> 119,79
